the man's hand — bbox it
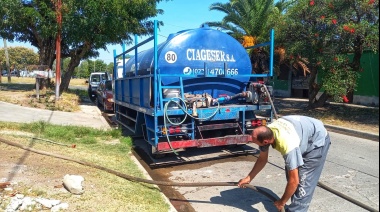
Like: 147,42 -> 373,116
274,200 -> 286,211
238,176 -> 251,188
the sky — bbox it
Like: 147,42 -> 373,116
0,0 -> 229,64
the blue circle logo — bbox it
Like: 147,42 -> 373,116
183,67 -> 192,75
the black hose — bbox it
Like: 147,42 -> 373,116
317,181 -> 378,212
262,84 -> 278,120
0,137 -> 285,212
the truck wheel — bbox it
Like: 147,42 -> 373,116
97,98 -> 101,108
90,95 -> 96,102
103,103 -> 108,113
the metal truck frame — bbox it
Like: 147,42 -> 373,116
113,20 -> 275,157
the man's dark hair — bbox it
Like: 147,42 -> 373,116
257,126 -> 274,143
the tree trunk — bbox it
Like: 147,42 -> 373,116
351,35 -> 364,72
309,91 -> 329,109
308,65 -> 318,106
307,65 -> 329,109
59,43 -> 92,93
38,39 -> 56,69
3,39 -> 11,83
60,55 -> 81,93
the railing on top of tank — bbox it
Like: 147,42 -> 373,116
112,24 -> 157,80
244,28 -> 275,78
113,20 -> 159,111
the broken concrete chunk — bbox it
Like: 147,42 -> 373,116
19,197 -> 36,211
62,174 -> 84,195
5,196 -> 23,212
35,198 -> 61,208
51,202 -> 69,212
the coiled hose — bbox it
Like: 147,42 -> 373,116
0,137 -> 285,212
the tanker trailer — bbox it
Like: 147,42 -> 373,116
113,20 -> 275,158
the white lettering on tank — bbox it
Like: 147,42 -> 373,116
221,51 -> 225,61
186,48 -> 236,62
201,50 -> 206,60
195,50 -> 201,60
186,49 -> 195,61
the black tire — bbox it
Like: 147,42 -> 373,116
90,94 -> 96,102
103,102 -> 108,113
97,97 -> 101,108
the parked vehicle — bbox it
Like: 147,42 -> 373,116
86,72 -> 111,101
1,70 -> 19,77
96,80 -> 114,112
113,20 -> 275,158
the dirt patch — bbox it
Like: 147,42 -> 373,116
0,143 -> 100,211
0,83 -> 85,112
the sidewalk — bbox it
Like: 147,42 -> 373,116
0,101 -> 110,130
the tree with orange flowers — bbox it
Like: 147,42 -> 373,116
276,0 -> 379,108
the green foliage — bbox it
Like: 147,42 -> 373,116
207,0 -> 275,43
275,0 -> 379,103
0,0 -> 166,88
321,55 -> 361,102
0,46 -> 39,70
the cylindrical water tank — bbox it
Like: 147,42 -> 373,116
124,25 -> 252,98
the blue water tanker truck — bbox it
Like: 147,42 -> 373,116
113,20 -> 275,158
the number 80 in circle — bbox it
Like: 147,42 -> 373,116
165,51 -> 177,64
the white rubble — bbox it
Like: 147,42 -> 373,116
51,203 -> 69,212
62,174 -> 84,195
35,198 -> 61,208
19,197 -> 35,211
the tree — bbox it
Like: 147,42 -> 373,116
207,0 -> 274,43
0,0 -> 166,94
206,0 -> 277,75
275,0 -> 379,108
0,46 -> 39,71
77,60 -> 90,79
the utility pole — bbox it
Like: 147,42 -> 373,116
93,60 -> 95,72
3,39 -> 11,83
55,0 -> 62,100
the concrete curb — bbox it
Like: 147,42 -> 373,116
324,124 -> 379,142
